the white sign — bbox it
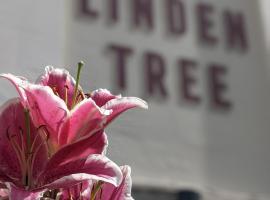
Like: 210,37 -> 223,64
65,0 -> 270,197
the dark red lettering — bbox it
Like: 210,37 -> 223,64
132,0 -> 154,30
208,64 -> 232,110
108,0 -> 119,23
197,3 -> 218,46
144,52 -> 168,98
108,44 -> 133,90
80,0 -> 98,18
223,10 -> 248,51
166,0 -> 186,35
179,59 -> 201,104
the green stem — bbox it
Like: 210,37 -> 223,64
72,61 -> 84,109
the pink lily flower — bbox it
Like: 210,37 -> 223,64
1,65 -> 148,155
0,64 -> 147,199
0,99 -> 122,199
59,166 -> 134,200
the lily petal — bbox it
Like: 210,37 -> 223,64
7,184 -> 43,200
102,97 -> 148,126
0,99 -> 31,186
39,154 -> 122,189
0,98 -> 48,186
0,173 -> 13,184
101,165 -> 134,200
23,85 -> 68,145
1,73 -> 69,146
0,188 -> 8,200
0,182 -> 9,200
45,130 -> 108,171
58,98 -> 111,145
37,66 -> 79,109
91,89 -> 120,107
59,180 -> 92,200
0,74 -> 28,106
64,166 -> 134,200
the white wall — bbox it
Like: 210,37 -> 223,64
65,0 -> 270,197
0,0 -> 66,103
260,0 -> 270,80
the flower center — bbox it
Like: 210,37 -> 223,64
51,61 -> 86,110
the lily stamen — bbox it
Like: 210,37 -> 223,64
6,128 -> 26,166
67,188 -> 74,200
90,181 -> 103,200
36,125 -> 52,158
30,125 -> 49,155
6,119 -> 52,189
99,188 -> 103,200
6,128 -> 28,186
9,136 -> 26,174
75,91 -> 85,105
84,93 -> 91,98
64,85 -> 69,106
26,157 -> 32,188
18,127 -> 26,156
52,86 -> 60,97
79,182 -> 83,200
24,109 -> 31,156
29,134 -> 49,188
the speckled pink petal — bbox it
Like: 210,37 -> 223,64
70,166 -> 134,200
22,85 -> 68,146
39,154 -> 122,189
91,89 -> 120,107
0,103 -> 22,186
102,97 -> 148,126
58,98 -> 111,145
59,180 -> 92,200
36,66 -> 79,109
45,130 -> 108,171
0,98 -> 48,186
7,184 -> 43,200
101,165 -> 134,200
1,73 -> 69,146
0,182 -> 8,199
0,74 -> 28,107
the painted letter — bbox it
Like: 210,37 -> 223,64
144,52 -> 168,98
80,0 -> 99,18
208,64 -> 232,110
108,44 -> 133,90
166,0 -> 186,36
223,10 -> 249,51
132,0 -> 154,30
179,58 -> 201,104
197,3 -> 218,46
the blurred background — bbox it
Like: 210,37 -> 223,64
0,0 -> 269,199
